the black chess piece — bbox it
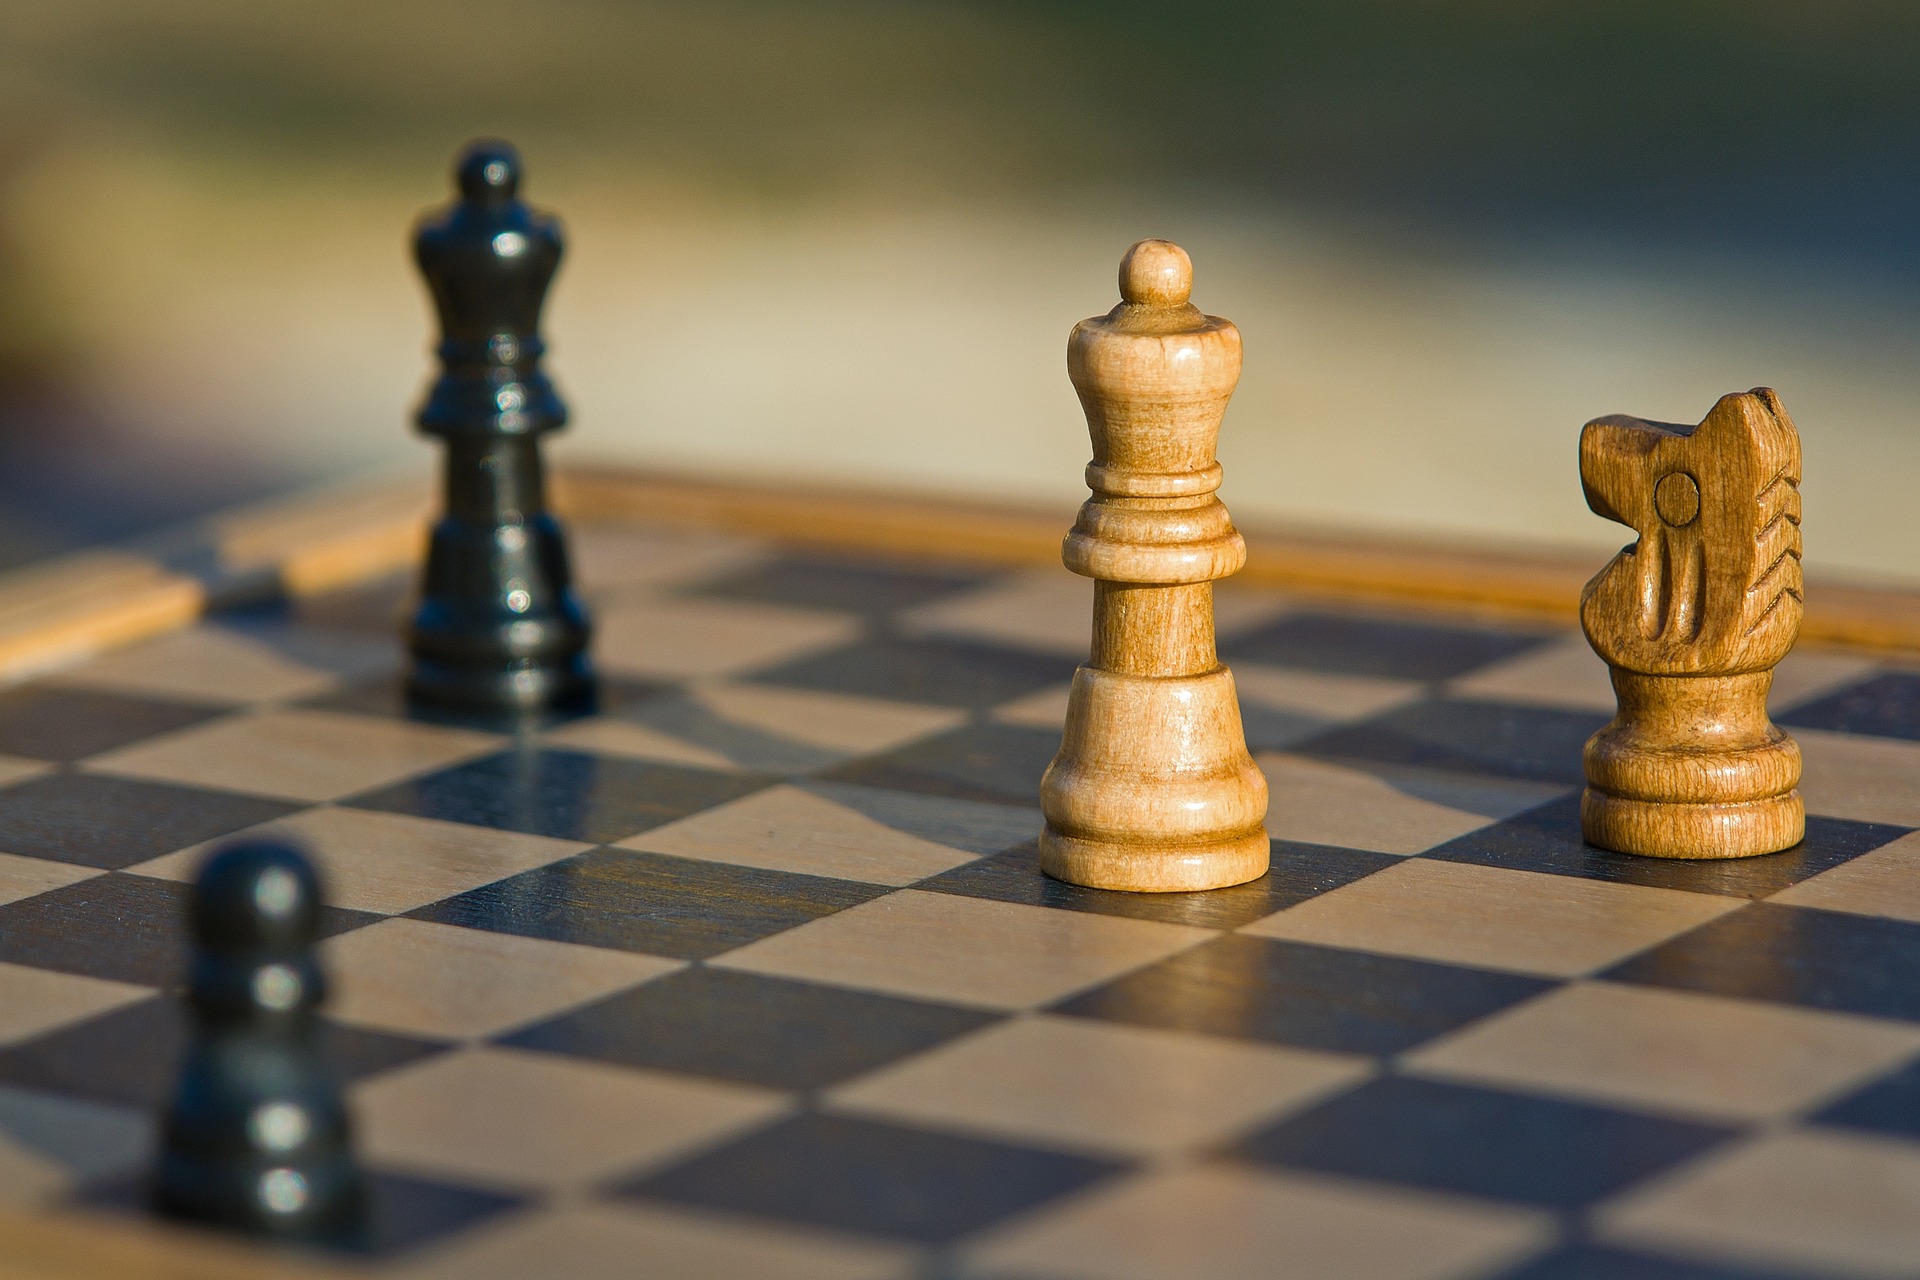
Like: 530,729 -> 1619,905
407,138 -> 593,711
152,840 -> 364,1239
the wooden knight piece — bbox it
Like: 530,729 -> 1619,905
1579,387 -> 1805,859
1038,240 -> 1270,892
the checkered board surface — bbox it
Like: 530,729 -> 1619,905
0,521 -> 1916,1280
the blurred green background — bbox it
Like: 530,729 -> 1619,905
2,0 -> 1918,577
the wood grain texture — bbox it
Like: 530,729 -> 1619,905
1037,241 -> 1270,893
0,553 -> 204,683
1579,388 -> 1805,859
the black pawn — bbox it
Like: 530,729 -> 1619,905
407,138 -> 593,711
153,841 -> 363,1238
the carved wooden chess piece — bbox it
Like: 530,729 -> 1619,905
1038,240 -> 1270,892
1579,387 -> 1805,858
407,139 -> 593,711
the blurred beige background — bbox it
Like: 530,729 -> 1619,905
2,0 -> 1917,582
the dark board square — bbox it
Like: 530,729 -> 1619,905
410,847 -> 884,960
70,1166 -> 519,1261
0,996 -> 444,1109
823,722 -> 1062,807
1295,698 -> 1605,785
1489,1243 -> 1792,1280
918,840 -> 1398,930
343,1170 -> 524,1259
304,673 -> 663,735
1812,1058 -> 1920,1141
683,555 -> 993,616
1220,611 -> 1556,680
504,968 -> 1000,1091
617,1112 -> 1123,1244
1052,934 -> 1553,1055
0,874 -> 373,987
1604,903 -> 1920,1022
803,781 -> 1041,857
749,637 -> 1077,710
1230,1074 -> 1733,1209
0,773 -> 302,869
280,574 -> 412,636
1780,671 -> 1920,742
347,748 -> 771,844
0,685 -> 224,762
1239,704 -> 1335,752
1428,796 -> 1908,899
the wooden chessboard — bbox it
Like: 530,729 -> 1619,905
0,471 -> 1916,1280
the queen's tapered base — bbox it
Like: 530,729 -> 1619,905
1038,665 -> 1269,892
1038,826 -> 1270,892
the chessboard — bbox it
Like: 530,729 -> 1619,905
0,488 -> 1916,1280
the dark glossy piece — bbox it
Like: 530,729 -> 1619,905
407,139 -> 592,710
152,841 -> 365,1239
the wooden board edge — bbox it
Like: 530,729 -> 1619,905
553,466 -> 1920,654
0,465 -> 1911,688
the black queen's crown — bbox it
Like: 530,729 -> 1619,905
413,140 -> 567,438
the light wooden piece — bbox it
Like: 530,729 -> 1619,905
1579,387 -> 1805,859
1037,240 -> 1270,892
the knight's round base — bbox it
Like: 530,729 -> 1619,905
406,658 -> 595,713
1038,827 -> 1270,892
1581,787 -> 1805,860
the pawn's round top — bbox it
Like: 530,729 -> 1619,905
191,841 -> 323,953
457,140 -> 521,204
1118,239 -> 1192,308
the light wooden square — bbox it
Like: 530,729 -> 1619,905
127,806 -> 589,915
1241,859 -> 1740,978
687,682 -> 965,756
0,758 -> 52,790
1445,633 -> 1612,711
991,682 -> 1073,730
828,1014 -> 1369,1157
1797,727 -> 1920,827
537,717 -> 741,771
545,683 -> 963,771
1233,663 -> 1426,722
1772,830 -> 1920,923
1445,635 -> 1877,718
48,625 -> 345,705
322,919 -> 680,1040
899,569 -> 1093,657
570,525 -> 767,596
1598,1129 -> 1920,1278
965,1164 -> 1551,1280
0,962 -> 150,1047
83,709 -> 501,803
353,1046 -> 786,1191
391,1201 -> 913,1280
1406,981 -> 1920,1122
0,854 -> 99,908
593,596 -> 860,680
1258,753 -> 1566,855
712,889 -> 1211,1010
1767,649 -> 1886,712
620,784 -> 982,886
